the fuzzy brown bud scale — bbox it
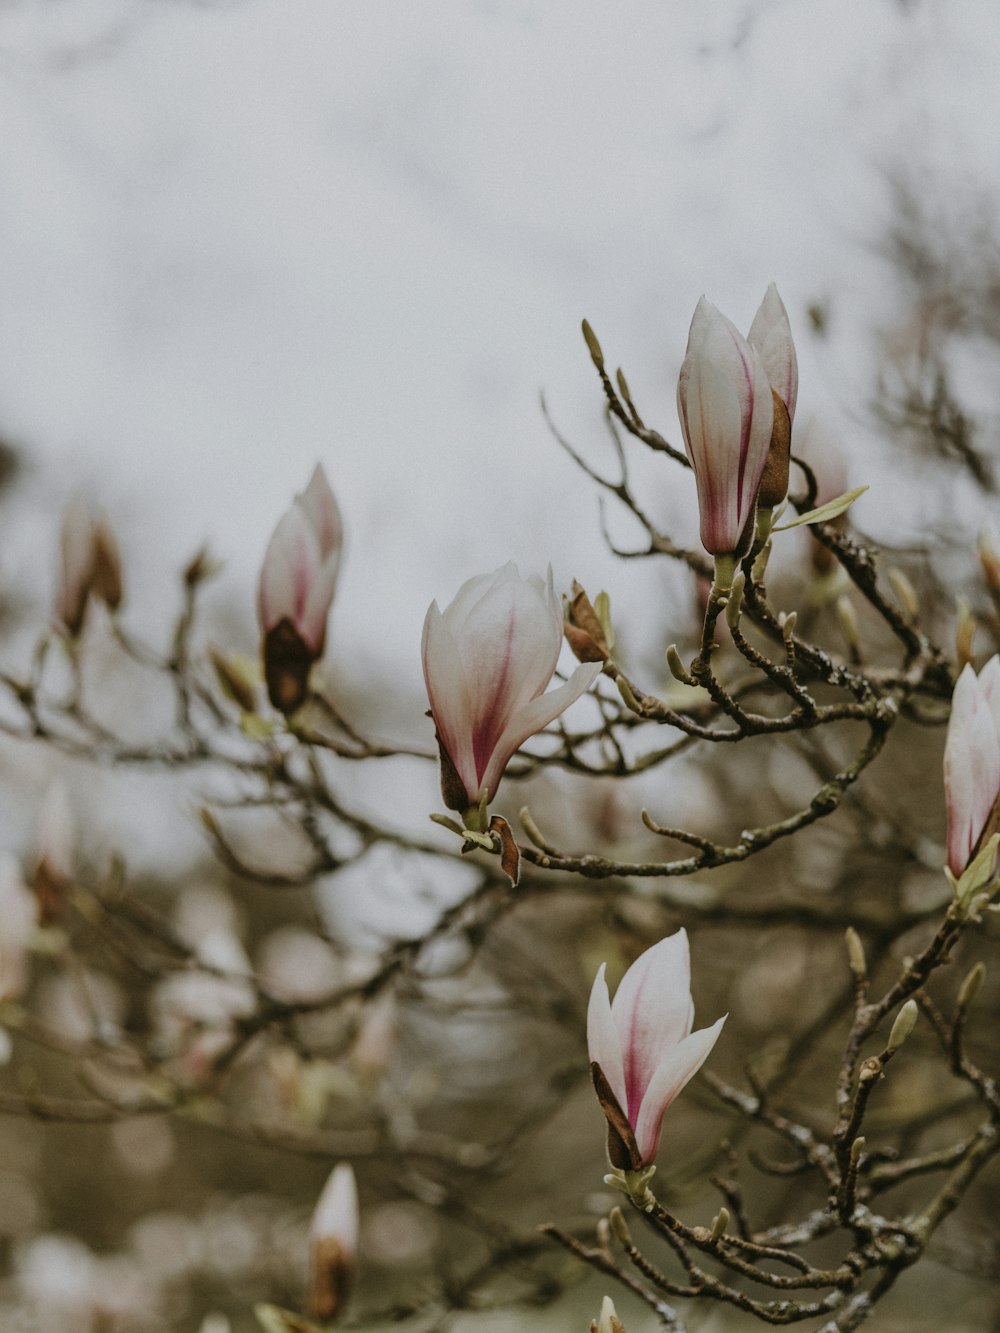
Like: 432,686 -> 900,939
262,619 -> 317,715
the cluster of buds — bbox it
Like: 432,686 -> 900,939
676,285 -> 797,586
944,656 -> 1000,907
258,464 -> 343,714
587,929 -> 725,1199
56,498 -> 123,637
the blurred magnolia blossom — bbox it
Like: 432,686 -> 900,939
0,854 -> 38,1005
308,1162 -> 359,1322
422,564 -> 600,824
258,464 -> 343,714
587,929 -> 725,1170
150,928 -> 255,1083
55,495 -> 123,637
30,782 -> 75,924
944,657 -> 1000,891
677,297 -> 775,569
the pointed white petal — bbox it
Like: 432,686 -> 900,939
611,930 -> 694,1117
587,963 -> 627,1114
633,1016 -> 726,1165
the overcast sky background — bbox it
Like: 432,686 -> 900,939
0,0 -> 997,869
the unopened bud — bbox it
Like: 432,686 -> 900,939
836,594 -> 861,661
779,609 -> 797,645
616,368 -> 634,412
887,998 -> 918,1052
752,537 -> 772,585
709,1206 -> 730,1242
844,927 -> 867,981
581,319 -> 605,370
955,597 -> 977,671
666,644 -> 692,684
307,1163 -> 358,1322
849,1135 -> 866,1168
956,962 -> 986,1012
615,675 -> 641,712
888,568 -> 919,623
564,582 -> 612,663
608,1205 -> 631,1246
591,1295 -> 626,1333
725,573 -> 745,630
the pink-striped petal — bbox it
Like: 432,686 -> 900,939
632,1016 -> 726,1164
477,660 -> 600,803
610,930 -> 694,1119
299,464 -> 344,562
748,283 -> 798,422
587,962 -> 627,1115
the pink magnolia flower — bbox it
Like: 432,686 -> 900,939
422,564 -> 600,815
258,464 -> 343,713
56,497 -> 123,636
677,298 -> 775,559
587,929 -> 725,1169
944,657 -> 1000,879
308,1162 -> 359,1322
747,282 -> 798,423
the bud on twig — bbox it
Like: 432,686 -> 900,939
590,1295 -> 626,1333
581,319 -> 605,371
307,1163 -> 358,1323
709,1206 -> 730,1242
888,568 -> 919,623
725,572 -> 745,630
564,582 -> 613,663
849,1135 -> 866,1168
666,644 -> 693,685
844,927 -> 867,982
609,1205 -> 631,1246
957,962 -> 986,1013
887,999 -> 918,1052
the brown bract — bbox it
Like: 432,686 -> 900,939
307,1236 -> 352,1323
262,618 -> 315,715
757,389 -> 792,509
564,581 -> 610,663
591,1060 -> 642,1172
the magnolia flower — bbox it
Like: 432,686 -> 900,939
677,298 -> 774,562
258,464 -> 343,713
587,929 -> 725,1169
944,657 -> 1000,882
422,564 -> 600,817
56,497 -> 123,636
308,1162 -> 359,1322
747,282 -> 798,424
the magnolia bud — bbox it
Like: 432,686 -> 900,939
591,1295 -> 626,1333
259,465 -> 343,714
564,582 -> 613,663
887,998 -> 918,1052
888,568 -> 919,623
307,1163 -> 358,1322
